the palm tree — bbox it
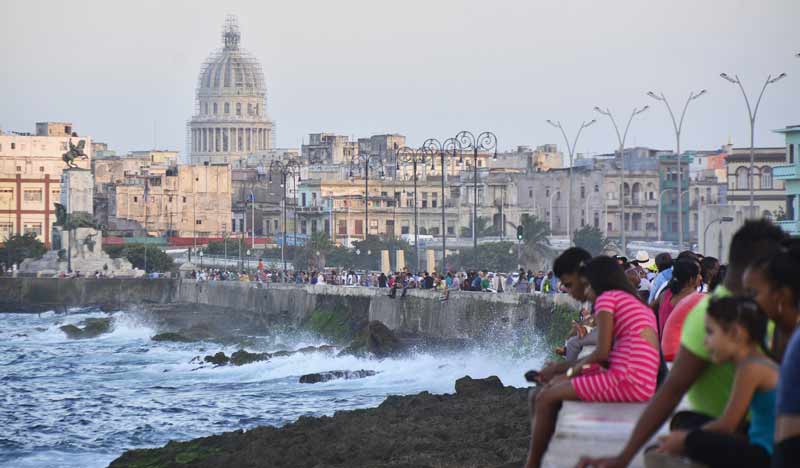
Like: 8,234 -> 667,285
460,216 -> 499,238
518,214 -> 552,268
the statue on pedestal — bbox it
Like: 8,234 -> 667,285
62,139 -> 88,169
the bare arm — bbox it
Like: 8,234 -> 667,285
702,363 -> 759,433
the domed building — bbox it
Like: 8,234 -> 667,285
188,16 -> 275,166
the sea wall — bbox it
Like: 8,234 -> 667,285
0,278 -> 575,340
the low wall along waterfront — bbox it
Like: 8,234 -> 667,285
0,278 -> 573,341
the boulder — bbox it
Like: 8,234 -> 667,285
340,321 -> 402,358
454,375 -> 505,397
299,370 -> 378,384
203,352 -> 229,366
229,349 -> 270,366
60,317 -> 113,339
151,332 -> 195,343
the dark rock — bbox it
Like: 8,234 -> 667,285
151,332 -> 195,342
229,349 -> 270,366
109,375 -> 532,468
340,320 -> 402,357
299,369 -> 378,384
59,317 -> 113,339
455,375 -> 505,397
203,352 -> 229,366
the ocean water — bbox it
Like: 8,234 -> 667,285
0,309 -> 544,468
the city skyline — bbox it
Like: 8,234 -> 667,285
1,0 -> 798,157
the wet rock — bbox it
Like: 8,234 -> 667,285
151,332 -> 195,343
339,320 -> 402,358
203,352 -> 229,366
455,375 -> 505,397
109,375 -> 531,468
299,369 -> 378,384
59,317 -> 113,339
229,350 -> 270,366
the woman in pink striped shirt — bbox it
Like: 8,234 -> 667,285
525,256 -> 661,468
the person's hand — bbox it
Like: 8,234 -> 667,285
544,373 -> 569,388
537,363 -> 561,383
575,455 -> 627,468
655,430 -> 687,455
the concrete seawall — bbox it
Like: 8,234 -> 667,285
0,278 -> 574,340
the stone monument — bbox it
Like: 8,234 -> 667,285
19,166 -> 141,277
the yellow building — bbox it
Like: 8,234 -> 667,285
0,123 -> 91,246
109,164 -> 232,237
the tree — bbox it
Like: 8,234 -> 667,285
518,214 -> 552,267
205,238 -> 241,256
448,241 -> 518,272
0,233 -> 46,267
460,216 -> 498,238
104,243 -> 175,273
573,225 -> 611,256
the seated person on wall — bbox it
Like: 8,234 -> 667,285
654,297 -> 778,468
524,256 -> 661,468
577,219 -> 788,468
531,247 -> 593,380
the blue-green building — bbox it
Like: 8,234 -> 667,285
658,153 -> 693,242
774,125 -> 800,236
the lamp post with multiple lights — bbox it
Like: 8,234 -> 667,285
594,105 -> 649,256
647,89 -> 707,249
546,119 -> 595,244
268,159 -> 302,275
349,152 -> 385,241
719,71 -> 786,213
396,146 -> 428,273
454,131 -> 498,250
421,137 -> 462,272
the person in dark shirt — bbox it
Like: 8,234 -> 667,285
378,272 -> 387,288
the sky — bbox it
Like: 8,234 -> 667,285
1,0 -> 798,159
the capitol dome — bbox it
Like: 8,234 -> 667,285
188,16 -> 275,166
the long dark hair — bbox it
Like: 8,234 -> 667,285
581,255 -> 642,302
668,258 -> 701,295
707,296 -> 770,357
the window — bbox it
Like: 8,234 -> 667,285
0,189 -> 13,201
16,166 -> 21,172
580,185 -> 586,199
0,222 -> 13,237
354,219 -> 363,235
447,226 -> 455,235
761,166 -> 773,189
168,196 -> 173,203
133,196 -> 138,203
236,103 -> 242,116
311,220 -> 317,233
11,143 -> 16,150
301,220 -> 307,234
545,187 -> 550,197
790,143 -> 795,164
556,191 -> 560,200
421,192 -> 428,208
203,103 -> 208,115
401,224 -> 410,234
594,184 -> 599,192
594,212 -> 600,228
23,223 -> 42,235
301,193 -> 307,207
39,166 -> 44,172
182,196 -> 187,203
196,219 -> 203,225
213,103 -> 218,114
248,103 -> 253,115
736,167 -> 749,190
529,189 -> 533,198
23,189 -> 42,202
232,218 -> 237,232
338,220 -> 347,235
224,102 -> 230,114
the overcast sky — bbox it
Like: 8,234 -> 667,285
1,0 -> 798,158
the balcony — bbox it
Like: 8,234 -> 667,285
774,164 -> 800,181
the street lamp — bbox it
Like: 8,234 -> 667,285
246,249 -> 251,273
703,216 -> 734,256
269,159 -> 301,275
422,137 -> 461,273
546,119 -> 596,244
199,249 -> 204,268
647,89 -> 707,251
594,105 -> 649,256
455,131 -> 498,250
349,152 -> 384,241
719,72 -> 786,213
396,146 -> 428,273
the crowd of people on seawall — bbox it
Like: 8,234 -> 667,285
522,218 -> 800,468
187,261 -> 573,296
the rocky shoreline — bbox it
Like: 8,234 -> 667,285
108,376 -> 532,468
